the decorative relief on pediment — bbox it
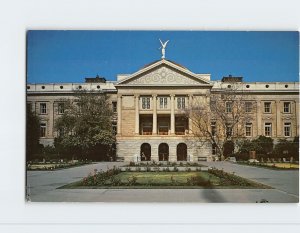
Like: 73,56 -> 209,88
127,66 -> 202,85
262,116 -> 273,120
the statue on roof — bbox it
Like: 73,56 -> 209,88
159,39 -> 169,59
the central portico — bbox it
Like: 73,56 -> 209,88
115,59 -> 213,162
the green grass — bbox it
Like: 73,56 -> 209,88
237,162 -> 299,170
114,171 -> 220,185
60,171 -> 270,189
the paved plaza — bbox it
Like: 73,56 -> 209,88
26,162 -> 299,203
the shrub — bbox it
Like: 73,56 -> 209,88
127,176 -> 138,186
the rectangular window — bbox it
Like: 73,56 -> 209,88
159,97 -> 168,109
245,123 -> 252,137
264,102 -> 271,113
40,123 -> 46,137
226,102 -> 232,113
112,122 -> 117,135
58,103 -> 64,114
212,143 -> 217,155
264,123 -> 272,136
112,101 -> 117,113
177,97 -> 185,109
226,125 -> 232,137
158,122 -> 169,135
175,117 -> 186,135
142,97 -> 151,109
245,102 -> 252,113
40,103 -> 47,114
284,122 -> 291,137
141,122 -> 152,135
211,121 -> 216,136
283,102 -> 291,113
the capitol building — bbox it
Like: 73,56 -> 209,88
27,58 -> 299,162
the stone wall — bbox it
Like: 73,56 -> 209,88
116,136 -> 212,162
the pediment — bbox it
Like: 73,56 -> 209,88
116,59 -> 211,87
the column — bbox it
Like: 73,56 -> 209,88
170,94 -> 175,135
295,100 -> 299,136
276,100 -> 281,137
152,94 -> 157,135
117,95 -> 122,135
188,94 -> 193,134
49,100 -> 54,138
256,101 -> 262,136
135,94 -> 139,135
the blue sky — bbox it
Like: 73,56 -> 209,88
27,31 -> 299,83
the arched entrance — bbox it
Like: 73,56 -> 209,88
158,143 -> 169,161
177,143 -> 187,161
140,143 -> 151,161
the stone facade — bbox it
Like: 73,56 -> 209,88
27,59 -> 299,162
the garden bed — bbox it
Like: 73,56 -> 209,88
60,167 -> 270,189
27,161 -> 92,170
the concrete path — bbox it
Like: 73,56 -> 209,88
26,161 -> 299,203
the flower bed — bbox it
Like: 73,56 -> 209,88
60,166 -> 269,189
27,161 -> 92,170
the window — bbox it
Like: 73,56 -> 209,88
141,122 -> 152,135
264,123 -> 272,136
112,101 -> 117,113
142,97 -> 151,109
226,125 -> 232,137
112,122 -> 117,135
245,123 -> 252,137
40,123 -> 46,137
212,143 -> 217,155
159,97 -> 168,109
284,123 -> 291,137
226,102 -> 232,113
245,102 -> 252,113
264,102 -> 271,113
40,103 -> 47,114
211,121 -> 216,136
177,97 -> 185,109
175,117 -> 186,135
283,102 -> 291,113
158,122 -> 169,135
58,103 -> 64,114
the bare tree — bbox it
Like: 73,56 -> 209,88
185,83 -> 255,160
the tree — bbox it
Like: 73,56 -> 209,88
274,137 -> 298,159
26,107 -> 40,161
186,83 -> 255,160
54,91 -> 115,161
251,135 -> 273,157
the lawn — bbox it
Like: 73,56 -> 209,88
60,168 -> 270,189
238,162 -> 299,170
114,171 -> 220,186
263,163 -> 299,169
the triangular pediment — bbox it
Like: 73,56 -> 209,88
116,59 -> 212,87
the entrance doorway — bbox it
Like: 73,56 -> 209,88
140,143 -> 151,161
158,143 -> 169,161
177,143 -> 187,161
